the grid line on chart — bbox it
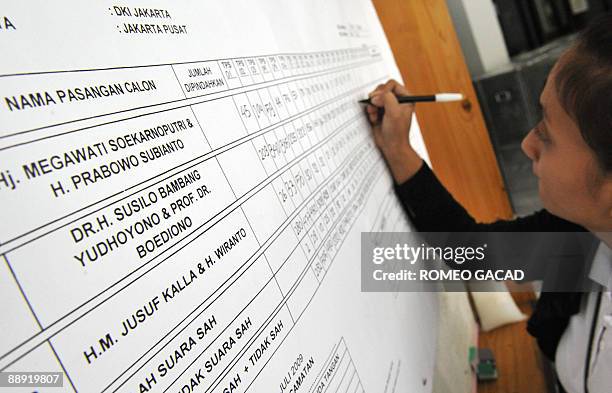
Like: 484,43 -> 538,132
0,108 -> 376,375
0,110 -> 365,369
105,129 -> 379,391
307,337 -> 366,393
0,52 -> 378,141
186,158 -> 383,393
0,46 -> 377,78
0,72 -> 383,251
106,140 -> 381,393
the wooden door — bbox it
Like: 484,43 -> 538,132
373,0 -> 513,222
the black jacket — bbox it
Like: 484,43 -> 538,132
393,163 -> 596,360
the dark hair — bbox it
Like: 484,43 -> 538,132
555,14 -> 612,174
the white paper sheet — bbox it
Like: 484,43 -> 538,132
0,2 -> 437,392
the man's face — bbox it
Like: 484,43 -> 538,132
521,59 -> 612,231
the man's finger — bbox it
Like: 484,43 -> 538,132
381,91 -> 400,117
379,80 -> 395,94
383,79 -> 411,96
370,94 -> 384,107
369,84 -> 385,97
367,110 -> 378,125
366,105 -> 379,124
392,84 -> 410,96
383,79 -> 397,90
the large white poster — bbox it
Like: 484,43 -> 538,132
0,2 -> 437,392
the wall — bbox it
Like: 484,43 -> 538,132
432,292 -> 477,393
446,0 -> 510,76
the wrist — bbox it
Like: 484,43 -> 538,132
382,145 -> 423,184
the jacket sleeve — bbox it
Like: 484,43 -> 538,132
394,163 -> 597,362
393,163 -> 584,232
392,163 -> 597,283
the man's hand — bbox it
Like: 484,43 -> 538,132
366,79 -> 423,184
366,79 -> 414,155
